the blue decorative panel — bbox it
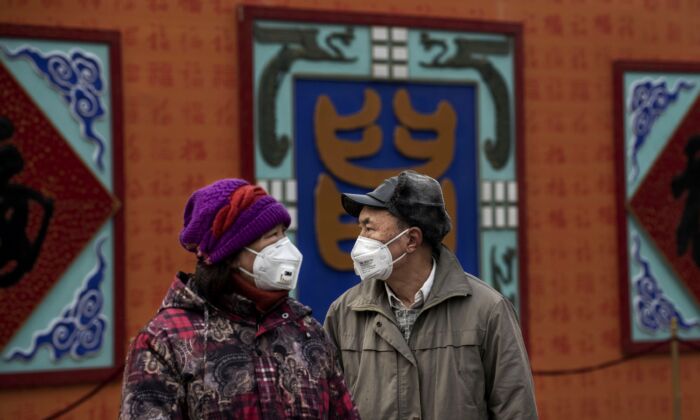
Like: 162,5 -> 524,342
240,7 -> 527,336
294,79 -> 479,318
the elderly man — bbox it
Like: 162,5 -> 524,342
324,170 -> 538,420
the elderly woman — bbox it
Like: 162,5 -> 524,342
120,179 -> 359,419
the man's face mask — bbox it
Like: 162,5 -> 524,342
240,237 -> 303,291
350,228 -> 410,281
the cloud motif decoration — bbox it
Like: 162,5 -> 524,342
631,233 -> 698,333
2,45 -> 107,171
4,238 -> 108,362
627,78 -> 694,183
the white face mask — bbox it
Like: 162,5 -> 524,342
239,237 -> 303,291
350,229 -> 410,281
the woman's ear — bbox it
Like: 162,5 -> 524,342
228,252 -> 242,270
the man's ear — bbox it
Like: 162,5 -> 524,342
406,227 -> 423,253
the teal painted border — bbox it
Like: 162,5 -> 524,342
481,230 -> 519,312
408,30 -> 516,181
253,21 -> 370,180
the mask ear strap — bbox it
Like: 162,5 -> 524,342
239,266 -> 255,278
385,228 -> 411,246
391,251 -> 407,264
239,247 -> 259,278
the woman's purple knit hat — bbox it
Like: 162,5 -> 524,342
179,178 -> 290,264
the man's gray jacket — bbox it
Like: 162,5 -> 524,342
324,246 -> 538,420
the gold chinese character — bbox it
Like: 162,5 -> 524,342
314,88 -> 458,269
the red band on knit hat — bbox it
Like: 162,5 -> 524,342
211,185 -> 267,238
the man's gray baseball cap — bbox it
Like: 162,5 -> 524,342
341,170 -> 452,245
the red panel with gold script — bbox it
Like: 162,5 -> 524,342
629,94 -> 700,305
0,63 -> 116,348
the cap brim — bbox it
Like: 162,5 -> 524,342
341,193 -> 387,217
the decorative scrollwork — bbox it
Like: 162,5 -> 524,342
4,238 -> 108,362
631,233 -> 698,332
420,33 -> 512,170
254,25 -> 356,167
490,245 -> 517,307
2,46 -> 108,171
627,78 -> 695,183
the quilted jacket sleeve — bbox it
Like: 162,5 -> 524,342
119,331 -> 187,419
